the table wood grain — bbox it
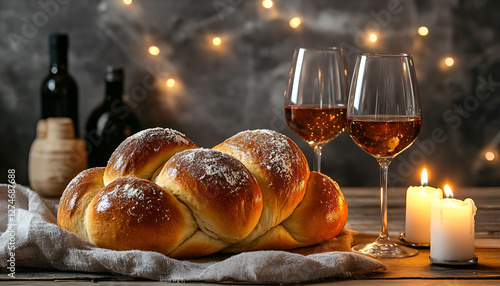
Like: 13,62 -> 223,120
3,187 -> 500,284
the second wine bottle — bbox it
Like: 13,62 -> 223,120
84,67 -> 142,167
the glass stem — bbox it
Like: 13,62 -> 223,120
378,159 -> 391,243
312,145 -> 323,173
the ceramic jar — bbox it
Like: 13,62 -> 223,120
28,117 -> 87,197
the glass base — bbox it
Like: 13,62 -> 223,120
398,232 -> 430,248
352,238 -> 419,259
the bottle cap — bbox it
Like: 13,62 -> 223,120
106,66 -> 124,82
49,33 -> 68,50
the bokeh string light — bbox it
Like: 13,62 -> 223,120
289,17 -> 301,29
148,46 -> 160,56
418,26 -> 429,36
166,78 -> 176,88
212,37 -> 222,46
262,0 -> 273,9
445,57 -> 454,67
123,2 -> 459,103
485,151 -> 495,161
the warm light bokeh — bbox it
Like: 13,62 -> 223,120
212,37 -> 222,46
262,0 -> 273,9
369,33 -> 377,42
418,26 -> 429,36
149,46 -> 160,56
289,17 -> 301,29
485,151 -> 495,161
123,0 -> 132,5
445,57 -> 454,67
166,78 -> 175,88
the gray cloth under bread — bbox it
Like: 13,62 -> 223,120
0,184 -> 385,283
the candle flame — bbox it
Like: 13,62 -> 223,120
444,184 -> 454,198
421,168 -> 428,186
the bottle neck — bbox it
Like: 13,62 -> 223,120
50,47 -> 68,73
104,81 -> 124,104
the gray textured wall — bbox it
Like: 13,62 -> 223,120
1,0 -> 500,188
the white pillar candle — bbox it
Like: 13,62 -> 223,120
405,186 -> 443,244
405,168 -> 443,244
430,186 -> 477,262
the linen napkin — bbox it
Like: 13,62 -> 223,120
0,184 -> 385,283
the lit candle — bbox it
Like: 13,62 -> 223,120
430,185 -> 477,262
405,168 -> 443,244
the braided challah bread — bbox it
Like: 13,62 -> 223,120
57,128 -> 348,258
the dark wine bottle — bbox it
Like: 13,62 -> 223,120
84,67 -> 142,167
40,33 -> 79,137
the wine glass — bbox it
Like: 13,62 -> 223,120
284,47 -> 348,173
347,53 -> 421,258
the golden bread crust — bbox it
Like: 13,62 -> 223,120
213,130 -> 309,251
57,167 -> 105,240
57,128 -> 347,258
154,148 -> 263,244
86,177 -> 197,254
104,128 -> 197,185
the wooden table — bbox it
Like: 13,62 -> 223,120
3,187 -> 500,285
